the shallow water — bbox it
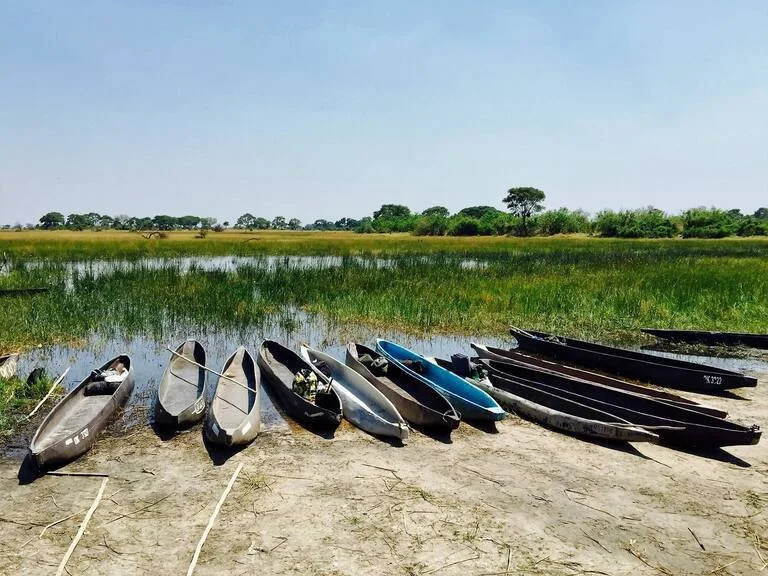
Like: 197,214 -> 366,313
13,320 -> 510,440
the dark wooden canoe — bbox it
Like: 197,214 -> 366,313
155,340 -> 207,428
481,359 -> 761,448
29,355 -> 134,469
0,287 -> 49,297
471,343 -> 727,419
511,328 -> 758,392
642,328 -> 768,350
257,340 -> 342,429
460,370 -> 659,443
204,346 -> 260,446
346,343 -> 460,432
0,352 -> 18,379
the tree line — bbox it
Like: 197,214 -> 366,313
17,187 -> 768,238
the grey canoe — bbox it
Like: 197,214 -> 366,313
204,346 -> 260,446
29,355 -> 135,469
301,345 -> 410,442
427,355 -> 657,443
0,352 -> 18,379
346,343 -> 460,432
155,340 -> 207,428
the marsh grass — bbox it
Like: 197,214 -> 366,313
0,374 -> 58,437
0,243 -> 766,353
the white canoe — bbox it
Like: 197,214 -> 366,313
300,346 -> 409,442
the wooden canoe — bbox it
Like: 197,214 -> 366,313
469,371 -> 658,443
257,340 -> 342,429
0,352 -> 18,379
511,328 -> 758,392
642,328 -> 768,350
482,360 -> 761,448
204,346 -> 260,446
471,343 -> 727,419
346,343 -> 460,432
376,339 -> 505,422
29,355 -> 134,469
301,345 -> 410,442
155,340 -> 207,428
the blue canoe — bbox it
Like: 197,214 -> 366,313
376,339 -> 505,422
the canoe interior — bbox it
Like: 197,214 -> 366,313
350,343 -> 451,411
260,341 -> 341,415
158,340 -> 205,416
211,348 -> 258,432
33,356 -> 131,453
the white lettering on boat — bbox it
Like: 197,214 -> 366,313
73,436 -> 80,445
65,438 -> 73,446
193,398 -> 204,414
703,375 -> 723,386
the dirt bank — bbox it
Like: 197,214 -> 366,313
1,374 -> 766,576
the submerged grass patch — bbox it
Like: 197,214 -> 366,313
0,374 -> 58,437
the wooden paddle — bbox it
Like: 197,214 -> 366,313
166,347 -> 260,396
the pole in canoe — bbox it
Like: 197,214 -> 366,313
165,346 -> 260,397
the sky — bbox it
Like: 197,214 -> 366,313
1,1 -> 767,226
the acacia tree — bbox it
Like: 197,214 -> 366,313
503,187 -> 545,234
39,212 -> 65,229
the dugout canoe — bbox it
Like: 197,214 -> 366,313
642,328 -> 768,350
257,340 -> 342,429
376,339 -> 505,423
155,340 -> 207,428
466,369 -> 658,443
510,328 -> 758,392
481,360 -> 761,448
346,343 -> 460,432
471,343 -> 727,419
204,346 -> 260,446
0,352 -> 18,379
301,345 -> 409,442
29,355 -> 134,469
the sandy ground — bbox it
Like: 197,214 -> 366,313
1,374 -> 766,576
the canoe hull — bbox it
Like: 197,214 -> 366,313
346,343 -> 460,432
471,343 -> 728,419
301,346 -> 409,442
643,328 -> 768,349
376,339 -> 505,423
511,328 -> 757,392
155,340 -> 207,429
204,347 -> 260,446
29,355 -> 135,470
257,341 -> 342,429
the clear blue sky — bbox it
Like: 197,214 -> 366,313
2,1 -> 766,226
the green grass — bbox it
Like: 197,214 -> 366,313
1,241 -> 766,352
2,233 -> 767,437
0,374 -> 58,438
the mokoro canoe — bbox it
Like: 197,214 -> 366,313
467,369 -> 658,443
510,328 -> 758,392
155,340 -> 207,428
346,343 -> 460,432
301,345 -> 409,442
482,360 -> 761,447
471,343 -> 727,419
642,328 -> 768,350
376,339 -> 505,423
257,340 -> 342,429
0,287 -> 49,297
0,352 -> 18,379
29,355 -> 134,469
204,346 -> 260,446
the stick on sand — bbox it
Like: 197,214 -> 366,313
187,462 -> 244,576
55,477 -> 109,576
27,367 -> 70,419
